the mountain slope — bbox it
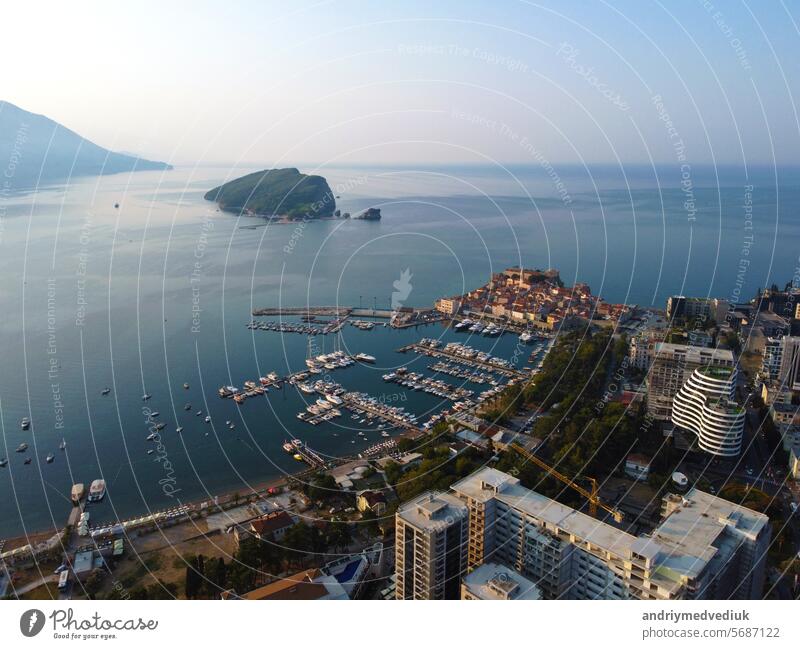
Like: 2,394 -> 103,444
0,100 -> 171,187
205,168 -> 335,218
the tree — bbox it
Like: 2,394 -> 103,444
184,554 -> 204,599
328,521 -> 352,551
83,570 -> 104,599
208,557 -> 227,596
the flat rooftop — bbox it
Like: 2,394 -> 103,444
462,562 -> 540,600
653,490 -> 768,580
653,342 -> 735,364
451,468 -> 637,557
451,468 -> 768,589
397,491 -> 467,531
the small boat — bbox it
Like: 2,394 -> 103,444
150,411 -> 160,418
228,424 -> 235,430
101,388 -> 111,395
176,427 -> 183,433
16,443 -> 28,453
293,453 -> 303,461
146,433 -> 157,441
59,439 -> 67,451
381,432 -> 390,437
183,383 -> 190,389
46,453 -> 55,464
155,422 -> 166,430
147,449 -> 154,455
0,459 -> 7,468
184,403 -> 192,411
21,417 -> 30,430
196,411 -> 202,416
88,479 -> 106,502
142,394 -> 151,401
204,416 -> 211,423
23,457 -> 31,465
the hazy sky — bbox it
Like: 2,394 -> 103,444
4,0 -> 800,166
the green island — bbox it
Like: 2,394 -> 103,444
204,167 -> 336,219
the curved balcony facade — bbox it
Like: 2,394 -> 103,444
672,366 -> 744,457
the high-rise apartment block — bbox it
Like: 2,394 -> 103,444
450,468 -> 769,600
647,343 -> 736,420
395,491 -> 468,600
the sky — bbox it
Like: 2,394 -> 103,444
3,0 -> 800,167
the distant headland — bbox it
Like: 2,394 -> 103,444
0,100 -> 171,187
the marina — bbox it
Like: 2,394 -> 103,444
398,340 -> 527,379
246,318 -> 347,336
382,367 -> 475,401
427,361 -> 502,385
0,288 -> 539,538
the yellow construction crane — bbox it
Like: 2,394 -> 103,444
509,443 -> 624,523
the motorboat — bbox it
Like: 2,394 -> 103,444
88,479 -> 106,502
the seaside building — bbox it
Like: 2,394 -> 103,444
450,467 -> 769,600
435,296 -> 463,316
356,490 -> 387,515
461,562 -> 540,600
239,568 -> 349,600
666,296 -> 729,324
395,491 -> 468,600
672,367 -> 745,457
646,343 -> 736,420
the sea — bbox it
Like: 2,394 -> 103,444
0,162 -> 798,538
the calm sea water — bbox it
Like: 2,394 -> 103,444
0,162 -> 798,537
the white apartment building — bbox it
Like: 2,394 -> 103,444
395,491 -> 468,600
450,468 -> 770,600
672,366 -> 745,457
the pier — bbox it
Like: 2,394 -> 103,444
252,306 -> 351,317
251,305 -> 444,329
285,440 -> 327,469
397,341 -> 527,379
383,370 -> 474,401
341,392 -> 421,432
